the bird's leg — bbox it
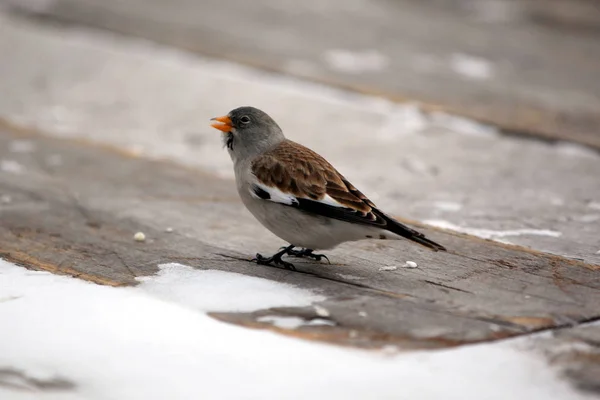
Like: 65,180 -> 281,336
284,248 -> 330,264
282,247 -> 306,257
253,244 -> 297,271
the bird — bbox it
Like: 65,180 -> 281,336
211,106 -> 445,270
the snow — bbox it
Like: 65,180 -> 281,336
375,106 -> 499,141
136,263 -> 324,312
257,316 -> 306,329
403,261 -> 418,269
323,49 -> 390,74
336,273 -> 366,281
587,201 -> 600,211
554,142 -> 600,159
133,232 -> 146,242
450,54 -> 494,81
429,112 -> 499,138
575,214 -> 600,223
0,160 -> 24,174
376,103 -> 428,139
313,305 -> 331,318
425,220 -> 562,241
0,259 -> 589,400
432,201 -> 463,212
379,265 -> 398,272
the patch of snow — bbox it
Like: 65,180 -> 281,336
165,227 -> 174,233
358,311 -> 368,318
377,103 -> 498,141
425,220 -> 562,240
3,259 -> 583,400
314,305 -> 331,318
379,265 -> 398,272
0,160 -> 24,174
257,316 -> 306,330
430,112 -> 499,138
432,201 -> 463,212
323,49 -> 390,74
1,195 -> 11,204
587,202 -> 600,211
575,214 -> 600,223
377,104 -> 428,139
136,263 -> 324,312
8,140 -> 35,153
256,316 -> 335,330
554,142 -> 599,159
307,318 -> 337,327
336,273 -> 366,281
543,341 -> 597,358
450,53 -> 494,80
133,232 -> 146,242
403,261 -> 418,269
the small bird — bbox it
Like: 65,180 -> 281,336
211,106 -> 445,270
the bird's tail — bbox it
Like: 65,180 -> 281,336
379,212 -> 446,251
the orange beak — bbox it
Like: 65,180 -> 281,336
210,115 -> 233,133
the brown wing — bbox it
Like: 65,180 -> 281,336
251,140 -> 446,251
251,140 -> 374,214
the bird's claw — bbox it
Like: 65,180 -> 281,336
285,248 -> 305,257
312,254 -> 331,264
253,253 -> 297,271
286,248 -> 330,264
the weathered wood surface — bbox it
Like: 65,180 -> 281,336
537,323 -> 600,395
6,0 -> 600,149
1,125 -> 599,352
1,11 -> 599,266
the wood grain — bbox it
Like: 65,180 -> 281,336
1,126 -> 599,352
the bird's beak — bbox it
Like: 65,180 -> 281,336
210,116 -> 233,133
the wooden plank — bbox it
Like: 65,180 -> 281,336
538,323 -> 600,396
1,125 -> 599,351
7,0 -> 600,149
1,13 -> 599,266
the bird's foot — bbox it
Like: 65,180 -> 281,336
282,247 -> 304,257
252,253 -> 297,271
284,248 -> 330,264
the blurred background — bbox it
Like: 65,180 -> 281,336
4,0 -> 600,146
1,0 -> 599,263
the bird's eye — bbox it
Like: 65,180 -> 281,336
240,116 -> 251,125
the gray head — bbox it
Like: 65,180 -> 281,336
210,106 -> 285,162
